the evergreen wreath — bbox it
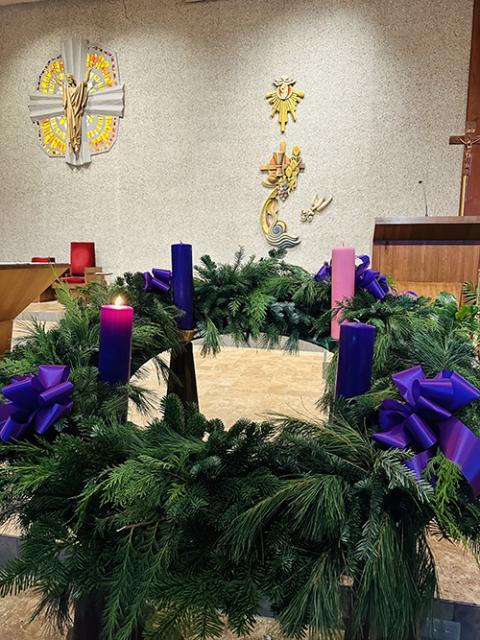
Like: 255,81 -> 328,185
0,252 -> 478,640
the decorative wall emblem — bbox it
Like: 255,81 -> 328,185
259,76 -> 333,248
265,76 -> 304,133
28,38 -> 125,167
300,194 -> 333,223
259,141 -> 304,248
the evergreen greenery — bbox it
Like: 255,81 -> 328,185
0,253 -> 478,640
0,281 -> 180,389
0,281 -> 182,633
193,248 -> 333,354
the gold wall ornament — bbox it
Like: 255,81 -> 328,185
28,37 -> 125,167
265,76 -> 304,133
300,194 -> 333,223
259,141 -> 304,249
52,69 -> 92,158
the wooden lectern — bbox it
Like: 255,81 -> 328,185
372,217 -> 480,300
0,262 -> 69,356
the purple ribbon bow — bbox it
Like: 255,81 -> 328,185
314,262 -> 331,282
0,365 -> 73,443
144,268 -> 172,294
314,255 -> 389,300
354,255 -> 389,300
374,365 -> 480,496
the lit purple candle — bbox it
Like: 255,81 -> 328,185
336,322 -> 376,398
171,243 -> 195,330
98,296 -> 134,385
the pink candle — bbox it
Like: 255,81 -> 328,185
331,247 -> 355,340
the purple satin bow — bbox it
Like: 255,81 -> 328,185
354,255 -> 389,300
315,262 -> 331,282
314,255 -> 389,300
374,365 -> 480,496
0,365 -> 73,443
144,268 -> 172,294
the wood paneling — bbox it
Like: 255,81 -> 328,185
0,321 -> 13,356
372,218 -> 480,301
372,242 -> 480,282
373,216 -> 480,241
393,281 -> 463,301
0,263 -> 68,356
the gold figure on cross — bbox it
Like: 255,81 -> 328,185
53,69 -> 93,157
449,121 -> 480,216
265,76 -> 304,133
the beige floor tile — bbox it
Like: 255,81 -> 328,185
129,344 -> 328,427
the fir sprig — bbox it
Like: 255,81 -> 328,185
194,248 -> 332,354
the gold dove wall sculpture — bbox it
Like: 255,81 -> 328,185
265,76 -> 304,133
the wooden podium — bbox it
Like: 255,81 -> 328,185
0,262 -> 69,356
372,217 -> 480,300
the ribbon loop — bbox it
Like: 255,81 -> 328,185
405,451 -> 432,480
0,365 -> 73,443
374,424 -> 411,449
38,380 -> 74,406
355,255 -> 389,300
3,378 -> 38,410
374,365 -> 480,496
404,413 -> 437,450
414,379 -> 453,407
440,370 -> 480,411
414,394 -> 452,423
37,364 -> 69,389
392,366 -> 424,405
144,268 -> 172,294
314,262 -> 331,282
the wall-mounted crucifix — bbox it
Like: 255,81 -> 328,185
449,0 -> 480,215
449,124 -> 480,216
28,38 -> 125,167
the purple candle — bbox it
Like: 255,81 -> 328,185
171,243 -> 195,329
98,296 -> 134,385
336,322 -> 376,398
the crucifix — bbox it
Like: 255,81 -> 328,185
449,126 -> 480,216
28,38 -> 125,167
449,0 -> 480,216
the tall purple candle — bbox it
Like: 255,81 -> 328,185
98,297 -> 134,385
171,243 -> 195,329
336,322 -> 376,398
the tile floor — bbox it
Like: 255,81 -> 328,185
129,345 -> 329,428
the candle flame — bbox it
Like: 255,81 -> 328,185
114,295 -> 124,307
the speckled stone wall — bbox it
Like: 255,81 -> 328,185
0,0 -> 473,275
